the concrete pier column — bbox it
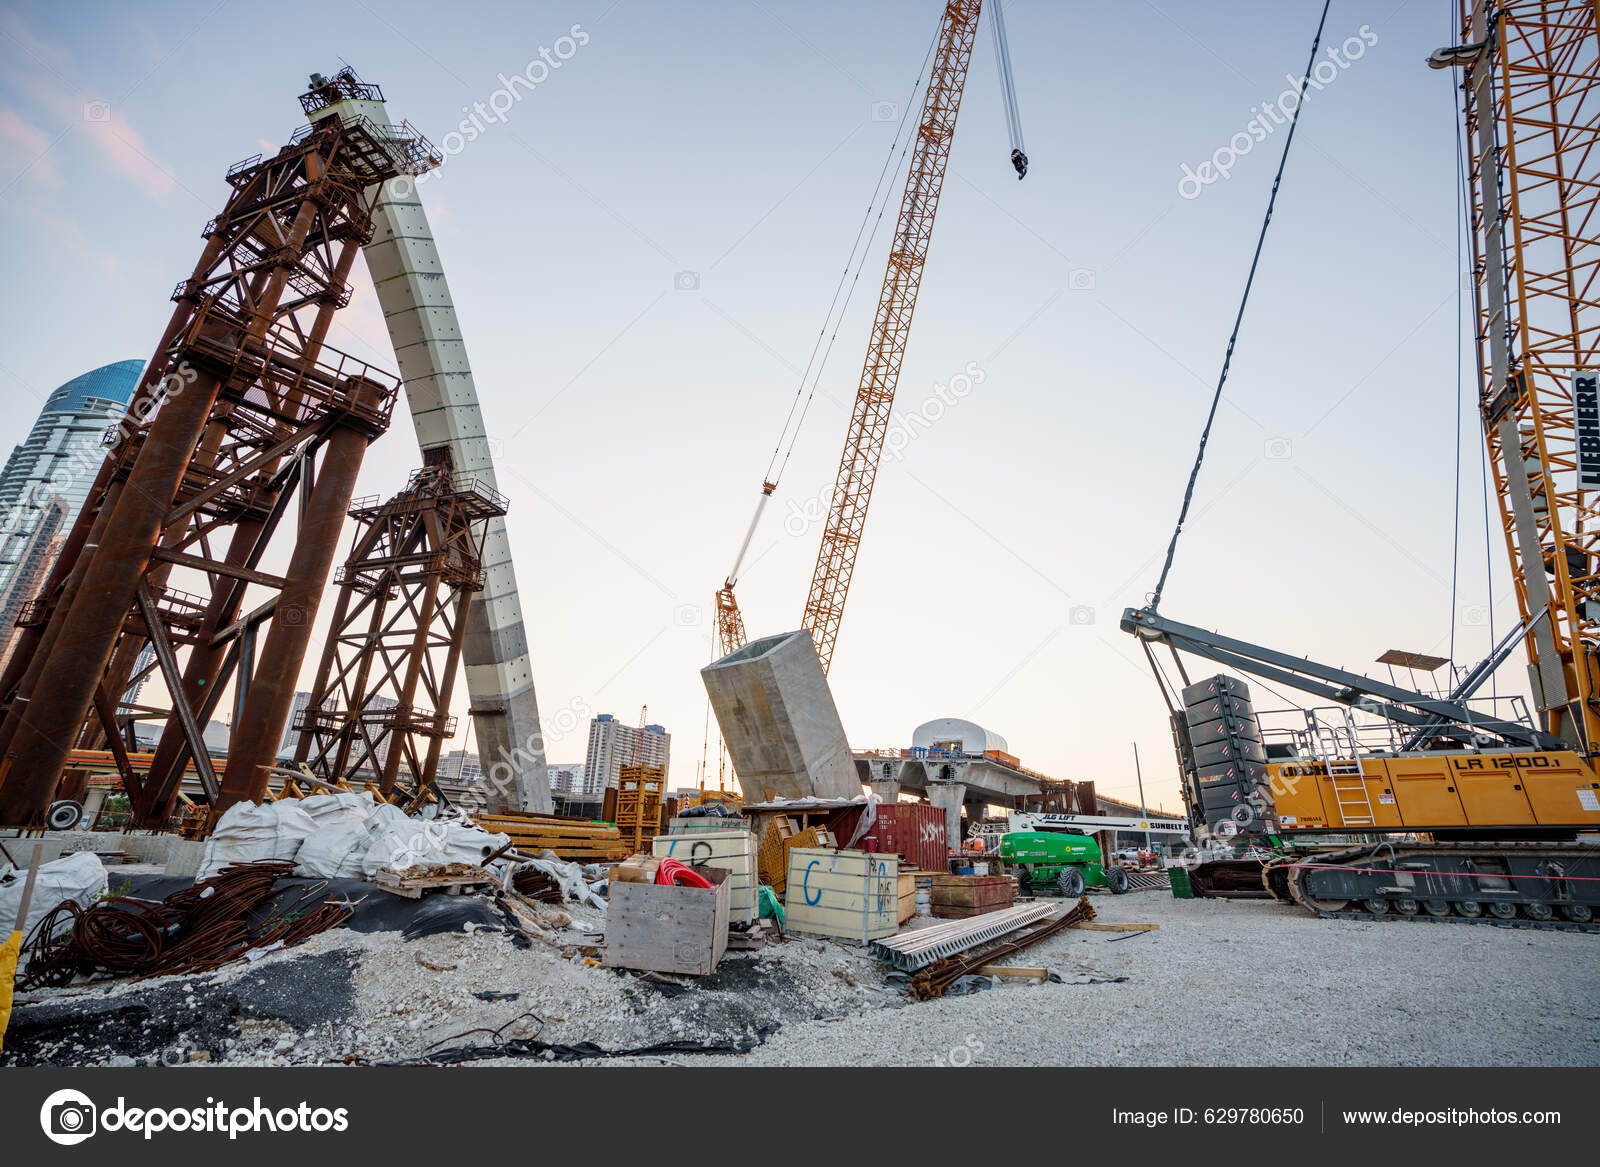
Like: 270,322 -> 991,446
860,756 -> 902,802
927,782 -> 967,849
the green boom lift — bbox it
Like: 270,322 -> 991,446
999,831 -> 1130,897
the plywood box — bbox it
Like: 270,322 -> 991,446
929,873 -> 1014,918
897,871 -> 917,924
610,855 -> 661,884
784,847 -> 899,942
605,867 -> 731,976
653,829 -> 758,926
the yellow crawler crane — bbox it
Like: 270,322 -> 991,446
1126,1 -> 1600,928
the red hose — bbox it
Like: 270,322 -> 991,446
655,858 -> 713,888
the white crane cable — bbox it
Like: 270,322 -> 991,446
991,0 -> 1025,154
725,28 -> 939,587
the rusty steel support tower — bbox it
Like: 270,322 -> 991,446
0,113 -> 435,827
291,465 -> 505,801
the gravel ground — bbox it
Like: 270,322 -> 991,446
688,892 -> 1600,1068
6,884 -> 1596,1068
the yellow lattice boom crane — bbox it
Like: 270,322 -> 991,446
1462,0 -> 1600,752
717,0 -> 1008,674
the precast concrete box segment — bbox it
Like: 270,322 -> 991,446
307,86 -> 549,812
701,630 -> 858,801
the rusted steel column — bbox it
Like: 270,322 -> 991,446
0,237 -> 218,716
420,587 -> 476,788
379,561 -> 443,795
0,197 -> 325,826
0,370 -> 231,824
216,378 -> 388,813
290,571 -> 361,768
136,238 -> 365,827
0,474 -> 124,762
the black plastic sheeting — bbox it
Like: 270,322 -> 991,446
675,802 -> 743,819
382,1028 -> 774,1065
117,873 -> 523,940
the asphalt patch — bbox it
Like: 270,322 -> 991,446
2,948 -> 360,1067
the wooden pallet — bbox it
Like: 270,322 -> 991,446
373,868 -> 493,899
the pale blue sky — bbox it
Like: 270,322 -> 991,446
0,0 -> 1497,810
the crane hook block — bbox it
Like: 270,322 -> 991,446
1010,149 -> 1029,180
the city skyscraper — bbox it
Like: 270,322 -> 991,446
0,360 -> 143,630
583,714 -> 669,794
0,493 -> 69,673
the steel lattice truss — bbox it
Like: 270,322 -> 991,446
800,0 -> 983,675
0,116 -> 432,827
292,468 -> 505,801
1467,0 -> 1600,748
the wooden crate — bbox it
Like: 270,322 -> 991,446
896,871 -> 917,924
653,829 -> 758,926
604,867 -> 731,976
928,873 -> 1014,918
784,848 -> 899,942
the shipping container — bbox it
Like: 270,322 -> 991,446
827,802 -> 947,873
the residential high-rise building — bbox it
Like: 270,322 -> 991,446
547,763 -> 584,793
0,493 -> 68,673
277,692 -> 317,760
0,360 -> 143,617
439,749 -> 482,783
583,714 -> 669,793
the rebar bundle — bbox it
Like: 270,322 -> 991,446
18,859 -> 351,988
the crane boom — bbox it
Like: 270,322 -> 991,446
801,0 -> 984,674
1457,0 -> 1600,750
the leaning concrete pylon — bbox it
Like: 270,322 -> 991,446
701,630 -> 859,801
301,70 -> 549,812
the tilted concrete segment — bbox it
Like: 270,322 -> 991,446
307,87 -> 549,812
702,631 -> 859,801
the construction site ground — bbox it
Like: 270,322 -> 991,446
3,876 -> 1594,1068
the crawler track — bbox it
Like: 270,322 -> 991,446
1265,842 -> 1600,934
